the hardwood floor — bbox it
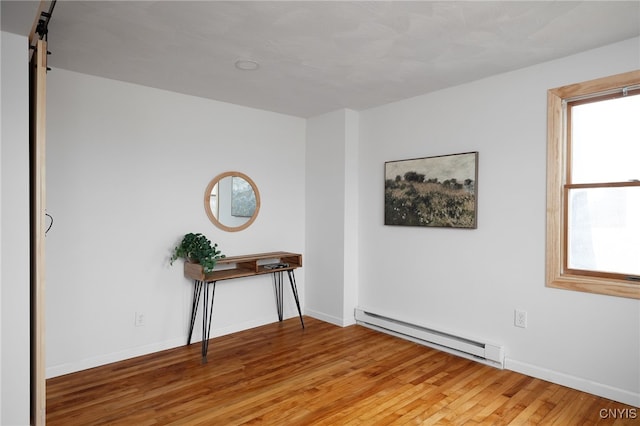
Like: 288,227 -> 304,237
47,317 -> 637,425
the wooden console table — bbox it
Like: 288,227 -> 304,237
184,251 -> 304,362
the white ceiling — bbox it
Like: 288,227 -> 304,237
2,1 -> 639,117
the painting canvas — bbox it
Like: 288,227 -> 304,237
385,152 -> 478,228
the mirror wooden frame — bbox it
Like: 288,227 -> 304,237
204,171 -> 261,232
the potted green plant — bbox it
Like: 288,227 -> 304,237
170,233 -> 225,273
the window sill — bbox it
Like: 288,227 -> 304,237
546,273 -> 640,299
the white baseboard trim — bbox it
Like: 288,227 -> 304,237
505,358 -> 640,408
204,313 -> 298,341
46,314 -> 299,378
46,337 -> 185,378
305,308 -> 353,327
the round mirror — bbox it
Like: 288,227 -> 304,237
204,171 -> 260,232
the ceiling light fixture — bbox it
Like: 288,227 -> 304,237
234,59 -> 260,71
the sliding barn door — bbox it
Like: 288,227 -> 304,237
30,37 -> 47,426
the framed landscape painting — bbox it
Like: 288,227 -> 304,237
385,152 -> 478,228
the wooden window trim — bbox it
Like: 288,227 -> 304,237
546,70 -> 640,299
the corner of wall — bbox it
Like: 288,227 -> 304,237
305,108 -> 361,326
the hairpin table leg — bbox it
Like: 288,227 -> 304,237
287,270 -> 305,329
201,281 -> 216,363
273,271 -> 284,321
187,280 -> 203,345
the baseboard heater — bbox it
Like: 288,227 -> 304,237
355,308 -> 504,369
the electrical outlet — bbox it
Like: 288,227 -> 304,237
134,312 -> 145,327
514,309 -> 527,328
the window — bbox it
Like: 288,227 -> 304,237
546,71 -> 640,299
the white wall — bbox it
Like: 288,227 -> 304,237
305,109 -> 359,326
0,30 -> 31,426
46,69 -> 306,377
357,37 -> 640,406
342,110 -> 359,322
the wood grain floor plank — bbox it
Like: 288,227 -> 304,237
47,317 -> 637,425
